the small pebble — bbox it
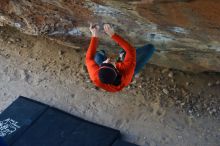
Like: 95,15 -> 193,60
162,88 -> 169,95
161,68 -> 169,74
168,72 -> 174,78
9,38 -> 16,43
131,80 -> 137,84
59,50 -> 65,56
15,38 -> 21,42
23,43 -> 28,48
188,110 -> 193,114
208,82 -> 212,87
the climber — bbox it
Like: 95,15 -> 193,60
86,23 -> 155,92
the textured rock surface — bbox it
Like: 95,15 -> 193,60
0,0 -> 220,72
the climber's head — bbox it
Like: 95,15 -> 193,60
98,62 -> 118,84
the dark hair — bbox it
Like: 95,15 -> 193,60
98,63 -> 121,86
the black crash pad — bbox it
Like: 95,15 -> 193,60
0,97 -> 48,145
13,108 -> 120,146
0,96 -> 121,146
112,140 -> 139,146
62,121 -> 120,146
0,137 -> 7,146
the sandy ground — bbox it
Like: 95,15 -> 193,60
0,26 -> 219,146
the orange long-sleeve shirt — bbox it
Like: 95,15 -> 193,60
86,34 -> 136,92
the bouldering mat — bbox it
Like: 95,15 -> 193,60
112,140 -> 139,146
0,96 -> 139,146
0,96 -> 48,145
0,96 -> 120,146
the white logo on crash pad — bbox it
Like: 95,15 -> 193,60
0,118 -> 20,137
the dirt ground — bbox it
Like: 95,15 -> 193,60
0,26 -> 219,146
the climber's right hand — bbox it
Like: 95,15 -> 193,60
104,24 -> 115,37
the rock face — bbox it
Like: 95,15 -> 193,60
0,0 -> 220,72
